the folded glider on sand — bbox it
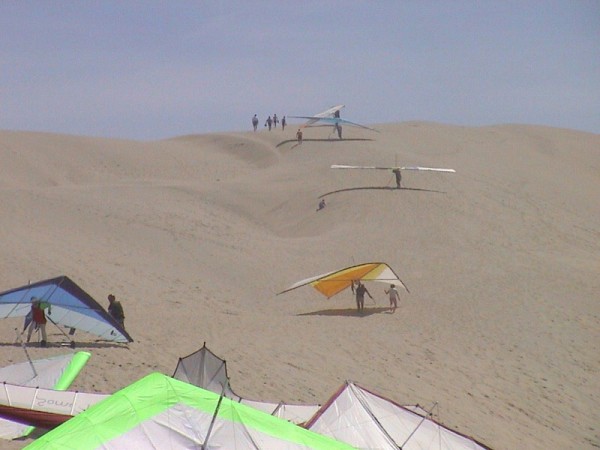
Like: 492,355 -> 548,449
173,343 -> 320,424
278,262 -> 409,299
290,105 -> 379,134
0,276 -> 132,344
0,352 -> 90,440
305,381 -> 492,450
0,344 -> 318,435
24,373 -> 354,450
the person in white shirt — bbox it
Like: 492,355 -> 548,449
384,284 -> 400,313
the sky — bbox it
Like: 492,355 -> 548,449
1,1 -> 599,140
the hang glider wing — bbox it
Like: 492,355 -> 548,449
289,105 -> 378,132
313,117 -> 379,132
331,164 -> 455,172
0,276 -> 132,343
24,373 -> 355,450
289,105 -> 345,126
305,381 -> 492,450
278,262 -> 409,299
0,383 -> 105,427
0,352 -> 91,440
315,104 -> 345,118
400,166 -> 456,173
331,164 -> 392,170
172,343 -> 320,424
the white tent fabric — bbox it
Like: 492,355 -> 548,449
305,382 -> 492,450
172,343 -> 319,424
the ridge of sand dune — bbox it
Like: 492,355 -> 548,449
0,123 -> 598,449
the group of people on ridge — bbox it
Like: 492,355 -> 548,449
252,114 -> 286,131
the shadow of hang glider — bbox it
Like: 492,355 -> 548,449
297,306 -> 391,317
318,186 -> 444,198
276,138 -> 374,148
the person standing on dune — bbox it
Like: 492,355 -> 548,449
392,168 -> 402,189
384,284 -> 400,313
26,297 -> 51,347
108,294 -> 126,329
352,281 -> 372,311
252,114 -> 259,131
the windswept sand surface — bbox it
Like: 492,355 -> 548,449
0,123 -> 598,449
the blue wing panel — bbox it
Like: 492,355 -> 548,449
0,276 -> 133,343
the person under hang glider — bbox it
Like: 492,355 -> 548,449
289,105 -> 378,139
277,262 -> 409,302
0,276 -> 133,344
331,164 -> 456,188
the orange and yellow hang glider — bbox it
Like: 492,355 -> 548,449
278,262 -> 409,299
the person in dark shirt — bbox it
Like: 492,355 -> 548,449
108,294 -> 126,328
351,281 -> 372,311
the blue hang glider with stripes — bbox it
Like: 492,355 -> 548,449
0,276 -> 133,345
289,104 -> 379,138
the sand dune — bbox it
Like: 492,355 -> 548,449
0,122 -> 598,449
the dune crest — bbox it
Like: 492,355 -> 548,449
0,123 -> 598,450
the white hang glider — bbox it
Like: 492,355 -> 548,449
331,164 -> 455,173
289,105 -> 378,138
331,164 -> 455,188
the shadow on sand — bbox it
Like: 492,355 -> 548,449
318,186 -> 444,198
276,138 -> 374,148
297,306 -> 393,317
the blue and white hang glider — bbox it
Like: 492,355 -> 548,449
0,276 -> 132,343
289,105 -> 379,137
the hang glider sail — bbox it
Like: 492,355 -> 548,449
24,373 -> 355,450
0,383 -> 105,432
0,352 -> 91,440
305,381 -> 492,450
289,105 -> 378,134
0,276 -> 132,343
332,164 -> 456,173
172,343 -> 319,424
278,262 -> 409,299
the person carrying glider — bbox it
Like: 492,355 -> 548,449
25,297 -> 51,347
392,168 -> 402,188
351,281 -> 373,311
334,123 -> 342,139
384,284 -> 400,313
107,294 -> 126,329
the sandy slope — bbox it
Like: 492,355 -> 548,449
0,122 -> 598,449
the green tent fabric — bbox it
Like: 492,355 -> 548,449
25,372 -> 355,449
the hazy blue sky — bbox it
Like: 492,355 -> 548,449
2,1 -> 599,140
